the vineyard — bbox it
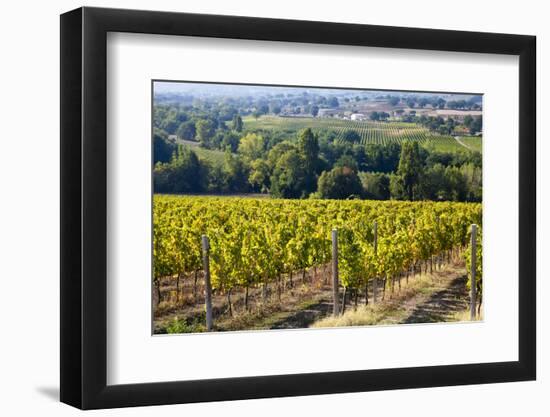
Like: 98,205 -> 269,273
242,116 -> 481,152
153,195 -> 482,332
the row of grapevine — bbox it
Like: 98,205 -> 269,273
244,116 -> 474,151
330,120 -> 440,147
153,196 -> 482,309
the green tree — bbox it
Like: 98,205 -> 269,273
231,114 -> 243,132
444,166 -> 467,201
271,149 -> 307,198
335,154 -> 359,172
396,141 -> 424,200
207,161 -> 229,193
364,143 -> 401,173
389,173 -> 405,199
195,119 -> 215,147
420,163 -> 448,200
267,141 -> 296,169
238,133 -> 266,160
317,167 -> 363,199
418,98 -> 430,108
160,110 -> 179,134
341,129 -> 361,142
359,172 -> 390,200
461,163 -> 482,202
224,153 -> 250,192
297,128 -> 320,193
248,159 -> 271,193
176,120 -> 196,140
469,116 -> 482,134
221,131 -> 240,152
153,146 -> 207,193
153,129 -> 176,164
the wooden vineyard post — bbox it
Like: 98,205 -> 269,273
332,229 -> 340,316
469,224 -> 477,321
372,221 -> 378,304
435,215 -> 441,270
201,235 -> 213,331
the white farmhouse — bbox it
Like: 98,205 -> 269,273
351,113 -> 366,121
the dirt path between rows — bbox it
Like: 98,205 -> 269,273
273,264 -> 472,329
270,298 -> 333,329
401,275 -> 469,323
156,261 -> 474,333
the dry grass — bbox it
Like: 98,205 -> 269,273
313,274 -> 435,328
155,278 -> 332,333
313,266 -> 465,328
448,307 -> 483,323
311,304 -> 402,328
157,262 -> 473,333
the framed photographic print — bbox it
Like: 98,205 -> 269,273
60,6 -> 536,410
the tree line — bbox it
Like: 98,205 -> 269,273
400,114 -> 482,135
154,127 -> 481,202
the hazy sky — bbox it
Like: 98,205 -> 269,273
153,81 -> 481,99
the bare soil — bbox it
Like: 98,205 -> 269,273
154,257 -> 475,333
402,274 -> 469,324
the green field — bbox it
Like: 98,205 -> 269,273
459,136 -> 483,153
243,116 -> 481,153
177,139 -> 226,164
193,146 -> 225,164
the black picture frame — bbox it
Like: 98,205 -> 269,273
60,6 -> 536,410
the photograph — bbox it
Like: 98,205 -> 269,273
152,81 -> 483,334
0,0 -> 542,413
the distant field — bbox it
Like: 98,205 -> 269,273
194,147 -> 225,164
459,136 -> 483,153
243,115 -> 481,153
177,139 -> 226,164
